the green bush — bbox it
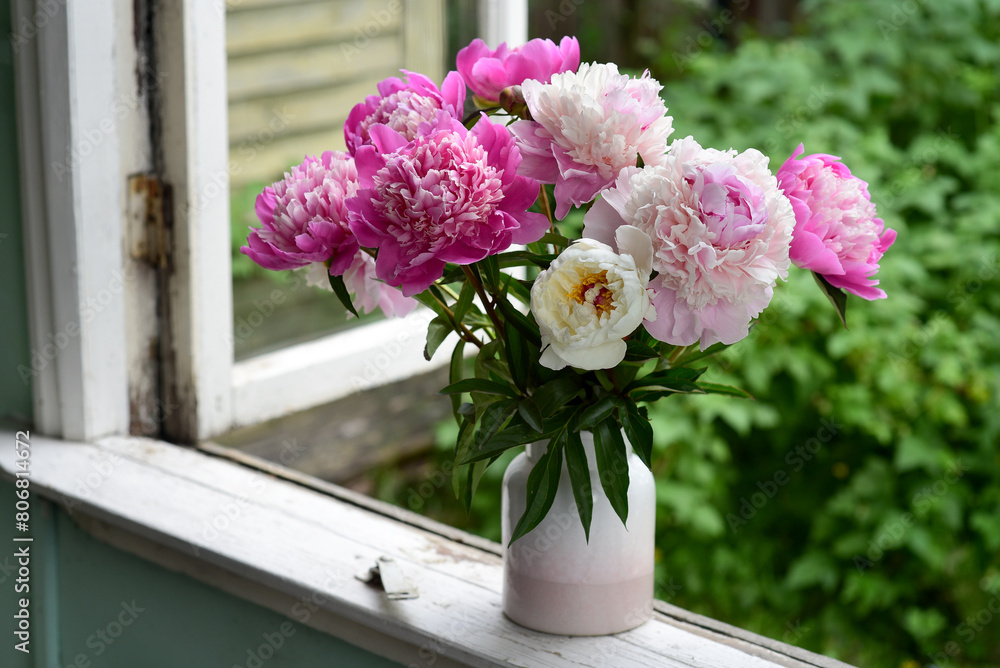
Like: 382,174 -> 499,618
369,1 -> 1000,665
640,1 -> 1000,665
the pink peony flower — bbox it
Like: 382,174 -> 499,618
242,151 -> 360,275
242,151 -> 415,317
510,62 -> 673,218
583,136 -> 795,350
456,36 -> 580,104
347,115 -> 549,297
344,70 -> 466,156
777,144 -> 896,300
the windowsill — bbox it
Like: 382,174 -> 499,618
0,432 -> 853,668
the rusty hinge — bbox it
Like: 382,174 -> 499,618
127,173 -> 171,269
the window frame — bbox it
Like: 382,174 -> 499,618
16,0 -> 526,442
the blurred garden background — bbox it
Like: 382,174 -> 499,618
228,1 -> 1000,666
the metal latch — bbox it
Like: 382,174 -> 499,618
356,556 -> 418,600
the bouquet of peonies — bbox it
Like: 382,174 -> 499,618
242,36 -> 895,545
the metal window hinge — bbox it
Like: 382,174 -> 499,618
356,556 -> 419,600
127,173 -> 172,270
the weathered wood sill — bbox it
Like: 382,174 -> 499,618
0,433 -> 856,668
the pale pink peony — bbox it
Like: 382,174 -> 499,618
242,151 -> 415,317
584,136 -> 795,350
510,62 -> 673,218
305,258 -> 416,318
777,144 -> 896,300
347,115 -> 549,297
456,36 -> 580,104
344,70 -> 466,155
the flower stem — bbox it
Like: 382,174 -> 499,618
538,185 -> 555,233
430,288 -> 484,349
462,265 -> 504,338
668,344 -> 688,365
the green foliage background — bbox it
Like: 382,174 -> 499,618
368,1 -> 1000,666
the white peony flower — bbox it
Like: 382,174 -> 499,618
530,226 -> 656,370
510,62 -> 674,219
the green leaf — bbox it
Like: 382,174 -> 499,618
624,338 -> 660,362
575,394 -> 620,431
813,271 -> 848,328
627,374 -> 702,394
564,429 -> 593,542
674,341 -> 732,366
327,273 -> 359,318
440,378 -> 518,396
498,250 -> 557,269
463,459 -> 490,513
504,323 -> 529,392
620,400 -> 653,469
533,377 -> 583,416
539,232 -> 571,248
518,398 -> 544,433
412,291 -> 448,319
479,255 -> 501,292
452,281 -> 477,323
509,437 -> 565,545
448,339 -> 466,419
593,419 -> 630,527
451,417 -> 476,498
696,382 -> 754,399
476,398 -> 518,447
424,316 -> 451,361
494,296 -> 541,346
462,418 -> 541,463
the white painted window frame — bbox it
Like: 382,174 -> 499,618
16,0 -> 527,442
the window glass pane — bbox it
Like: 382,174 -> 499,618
226,0 -> 447,360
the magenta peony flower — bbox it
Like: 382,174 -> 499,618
242,151 -> 415,317
344,70 -> 466,156
777,144 -> 896,300
456,36 -> 580,104
242,151 -> 360,275
583,136 -> 795,350
510,62 -> 673,218
347,115 -> 549,297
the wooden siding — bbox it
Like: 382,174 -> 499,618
226,0 -> 445,189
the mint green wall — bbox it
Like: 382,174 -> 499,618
0,0 -> 34,428
0,480 -> 405,667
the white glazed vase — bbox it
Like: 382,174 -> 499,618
501,432 -> 656,635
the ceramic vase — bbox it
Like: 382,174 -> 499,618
500,432 -> 655,635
